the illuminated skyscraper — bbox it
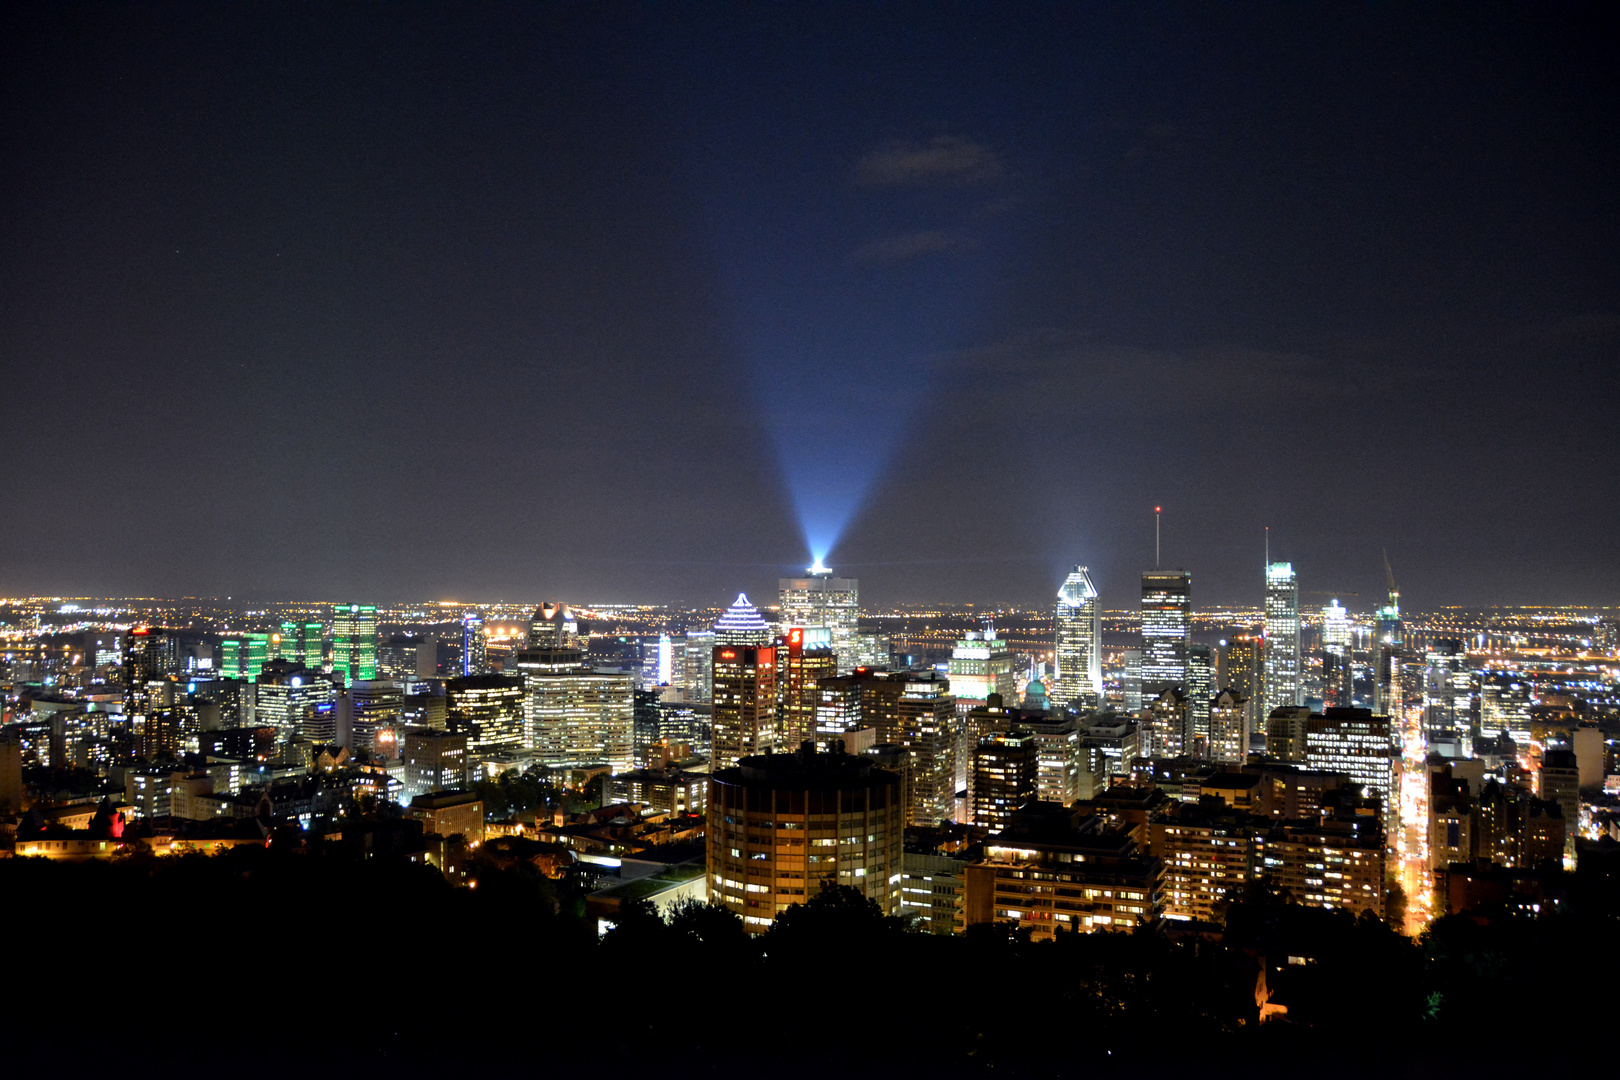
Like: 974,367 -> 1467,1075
778,571 -> 859,672
1141,570 -> 1191,697
461,613 -> 487,676
711,643 -> 778,769
1221,635 -> 1263,735
1187,644 -> 1215,753
714,593 -> 772,647
331,604 -> 378,683
515,605 -> 633,772
1424,640 -> 1471,758
276,620 -> 323,669
1321,600 -> 1353,707
949,629 -> 1016,710
1053,566 -> 1102,710
1263,562 -> 1301,713
1373,597 -> 1403,719
779,626 -> 836,747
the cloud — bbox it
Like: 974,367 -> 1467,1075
855,136 -> 1001,186
850,229 -> 971,264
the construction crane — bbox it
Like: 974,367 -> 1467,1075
1382,549 -> 1400,609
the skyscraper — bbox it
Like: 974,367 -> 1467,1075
1320,599 -> 1353,707
1186,643 -> 1215,753
1141,570 -> 1191,697
714,593 -> 772,646
461,613 -> 487,676
710,643 -> 778,770
778,626 -> 836,747
1373,581 -> 1403,720
949,629 -> 1016,711
331,604 -> 378,683
778,571 -> 859,673
1221,634 -> 1263,735
1263,562 -> 1301,713
1424,640 -> 1471,758
1053,566 -> 1102,710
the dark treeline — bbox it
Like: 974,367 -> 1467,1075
1,847 -> 1611,1078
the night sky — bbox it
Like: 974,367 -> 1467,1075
3,4 -> 1617,610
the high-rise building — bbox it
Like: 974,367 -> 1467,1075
1221,635 -> 1263,737
1304,708 -> 1396,832
1186,644 -> 1215,754
1121,648 -> 1143,714
778,627 -> 836,748
948,629 -> 1016,712
1143,687 -> 1189,758
1141,570 -> 1191,697
446,674 -> 525,756
275,620 -> 323,670
683,630 -> 715,702
331,604 -> 378,683
778,571 -> 859,674
707,746 -> 903,932
1373,581 -> 1403,720
1321,600 -> 1353,708
711,644 -> 778,769
1053,566 -> 1102,710
403,728 -> 468,801
515,609 -> 633,772
1424,640 -> 1471,758
254,660 -> 333,742
1207,688 -> 1250,764
893,672 -> 958,827
461,613 -> 487,676
714,593 -> 772,646
1263,562 -> 1301,713
972,730 -> 1038,833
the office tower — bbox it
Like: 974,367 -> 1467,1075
331,604 -> 378,683
1373,572 -> 1403,719
1141,570 -> 1191,697
778,570 -> 859,674
515,609 -> 634,772
815,674 -> 865,747
707,746 -> 903,931
1304,708 -> 1396,831
446,674 -> 525,755
1221,634 -> 1263,736
714,593 -> 772,646
348,680 -> 404,756
1207,688 -> 1250,764
949,629 -> 1016,712
220,632 -> 270,684
1424,640 -> 1471,758
254,660 -> 333,741
123,628 -> 178,718
1263,562 -> 1301,713
1321,600 -> 1353,708
275,620 -> 323,669
894,672 -> 958,827
1053,566 -> 1102,710
1480,677 -> 1532,744
379,635 -> 435,680
972,730 -> 1038,833
683,630 -> 715,702
1121,648 -> 1143,714
403,729 -> 469,801
1186,644 -> 1215,753
1143,688 -> 1189,758
1538,750 -> 1579,864
710,643 -> 778,769
779,627 -> 836,748
461,614 -> 487,676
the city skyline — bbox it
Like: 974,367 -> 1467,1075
2,6 -> 1617,609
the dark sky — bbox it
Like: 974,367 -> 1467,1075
3,3 -> 1617,612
